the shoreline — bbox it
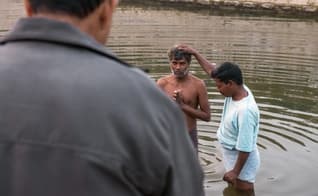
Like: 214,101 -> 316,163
120,0 -> 318,18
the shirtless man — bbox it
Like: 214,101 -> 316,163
157,45 -> 211,150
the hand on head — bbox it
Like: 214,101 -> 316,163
176,44 -> 197,55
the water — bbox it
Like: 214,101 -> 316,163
1,1 -> 318,196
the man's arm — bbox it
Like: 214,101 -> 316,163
178,45 -> 216,76
156,78 -> 166,89
223,151 -> 250,185
179,80 -> 211,122
224,108 -> 257,185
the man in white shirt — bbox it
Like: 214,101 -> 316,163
178,45 -> 260,195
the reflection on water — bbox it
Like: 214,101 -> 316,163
1,1 -> 318,196
223,184 -> 255,196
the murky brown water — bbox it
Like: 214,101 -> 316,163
1,1 -> 318,196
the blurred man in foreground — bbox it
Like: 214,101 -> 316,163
0,1 -> 204,195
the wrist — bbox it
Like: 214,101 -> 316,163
232,168 -> 240,175
192,50 -> 199,57
179,102 -> 185,108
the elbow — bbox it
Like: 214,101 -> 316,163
202,114 -> 211,122
204,117 -> 211,122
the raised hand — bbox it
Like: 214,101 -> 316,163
177,44 -> 197,55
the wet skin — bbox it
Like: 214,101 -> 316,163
157,58 -> 210,131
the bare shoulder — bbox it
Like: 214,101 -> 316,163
189,74 -> 206,87
157,75 -> 172,87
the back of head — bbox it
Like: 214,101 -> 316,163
211,62 -> 243,85
28,0 -> 106,18
168,45 -> 192,64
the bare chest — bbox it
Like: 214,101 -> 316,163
163,81 -> 199,106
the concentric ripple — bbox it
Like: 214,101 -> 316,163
109,5 -> 318,195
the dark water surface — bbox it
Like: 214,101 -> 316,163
1,2 -> 318,196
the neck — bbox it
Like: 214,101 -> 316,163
232,85 -> 247,101
173,74 -> 189,82
31,11 -> 107,44
32,13 -> 80,24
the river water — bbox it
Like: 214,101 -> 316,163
1,1 -> 318,196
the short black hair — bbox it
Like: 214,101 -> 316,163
168,46 -> 192,64
28,0 -> 106,18
211,62 -> 243,85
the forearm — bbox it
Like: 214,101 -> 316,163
233,151 -> 250,175
177,45 -> 216,76
223,151 -> 250,184
192,51 -> 216,76
180,104 -> 210,122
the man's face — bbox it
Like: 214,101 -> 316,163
214,78 -> 232,97
170,58 -> 190,79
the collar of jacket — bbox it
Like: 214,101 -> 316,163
0,17 -> 131,68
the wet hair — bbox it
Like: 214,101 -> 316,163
168,46 -> 192,64
28,0 -> 107,19
211,62 -> 243,85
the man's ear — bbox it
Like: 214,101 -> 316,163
109,0 -> 119,10
95,0 -> 118,43
24,0 -> 33,16
229,80 -> 238,88
226,80 -> 234,87
99,0 -> 117,27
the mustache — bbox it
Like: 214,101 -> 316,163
171,68 -> 189,76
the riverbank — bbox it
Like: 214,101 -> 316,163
121,0 -> 318,18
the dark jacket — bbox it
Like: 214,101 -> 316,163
0,18 -> 204,196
